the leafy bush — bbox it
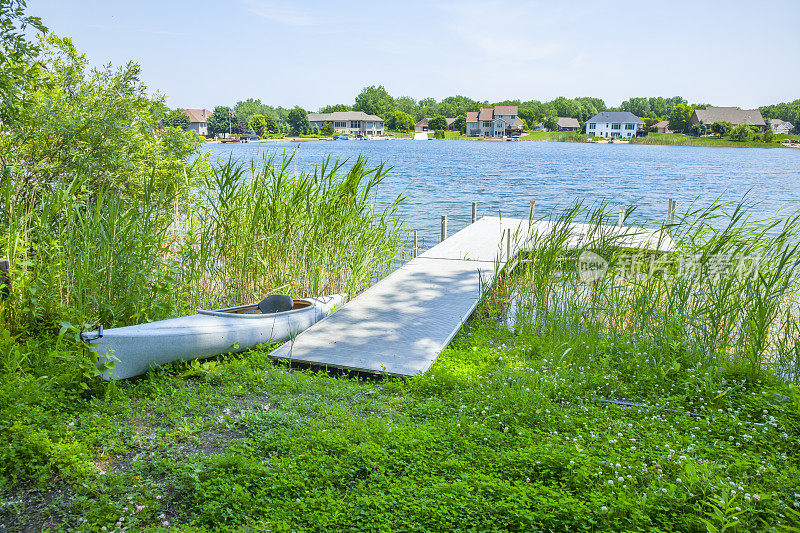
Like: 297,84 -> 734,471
729,123 -> 752,142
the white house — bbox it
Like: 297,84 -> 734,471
307,111 -> 384,136
183,109 -> 213,136
585,111 -> 644,139
770,119 -> 794,134
466,106 -> 525,137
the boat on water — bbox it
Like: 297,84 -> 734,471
81,294 -> 345,380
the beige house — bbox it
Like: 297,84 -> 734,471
770,119 -> 794,134
466,106 -> 524,137
689,107 -> 766,132
308,111 -> 384,136
653,120 -> 672,133
183,109 -> 213,136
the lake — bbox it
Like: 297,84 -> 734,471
206,140 -> 800,241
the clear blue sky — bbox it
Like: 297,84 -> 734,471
30,0 -> 800,111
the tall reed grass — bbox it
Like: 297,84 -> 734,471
503,200 -> 800,384
0,152 -> 403,336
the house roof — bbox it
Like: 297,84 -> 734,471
416,118 -> 429,127
654,120 -> 670,128
586,111 -> 644,124
446,117 -> 456,126
692,107 -> 765,127
183,109 -> 213,123
308,111 -> 384,122
466,111 -> 479,122
510,117 -> 525,127
493,105 -> 518,116
770,118 -> 793,129
478,108 -> 494,121
557,117 -> 580,128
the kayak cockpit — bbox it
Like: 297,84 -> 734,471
214,299 -> 312,315
196,297 -> 314,318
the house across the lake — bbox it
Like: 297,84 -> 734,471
770,118 -> 794,134
415,117 -> 457,132
183,109 -> 213,136
585,111 -> 644,139
653,120 -> 672,133
689,107 -> 766,132
556,117 -> 580,131
308,111 -> 385,136
466,106 -> 525,137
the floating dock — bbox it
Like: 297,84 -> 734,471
269,216 -> 675,376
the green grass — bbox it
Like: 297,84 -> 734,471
1,314 -> 798,531
2,200 -> 800,531
630,133 -> 791,148
385,130 -> 414,138
521,131 -> 591,142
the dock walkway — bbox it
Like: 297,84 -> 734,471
269,217 -> 674,376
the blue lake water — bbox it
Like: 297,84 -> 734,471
206,140 -> 800,241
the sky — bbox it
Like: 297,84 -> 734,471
29,0 -> 800,111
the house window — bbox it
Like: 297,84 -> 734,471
612,123 -> 621,130
334,121 -> 346,128
483,121 -> 492,128
350,121 -> 360,128
588,123 -> 595,129
625,124 -> 635,130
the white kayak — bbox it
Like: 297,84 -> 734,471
82,294 -> 345,380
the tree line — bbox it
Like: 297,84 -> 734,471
163,85 -> 799,136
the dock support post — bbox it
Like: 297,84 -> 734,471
529,199 -> 536,220
618,205 -> 626,227
667,198 -> 675,235
441,215 -> 447,242
471,201 -> 477,224
413,230 -> 418,258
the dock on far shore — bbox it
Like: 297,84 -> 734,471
269,216 -> 675,377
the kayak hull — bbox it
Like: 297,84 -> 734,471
84,295 -> 345,380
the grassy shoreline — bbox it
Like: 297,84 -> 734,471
429,131 -> 800,148
3,201 -> 800,531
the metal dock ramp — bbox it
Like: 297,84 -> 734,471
269,216 -> 674,376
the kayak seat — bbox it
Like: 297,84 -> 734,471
258,294 -> 294,314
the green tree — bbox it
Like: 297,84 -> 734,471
207,106 -> 233,137
620,97 -> 653,118
287,106 -> 310,135
387,110 -> 414,132
353,85 -> 395,119
249,114 -> 268,137
428,115 -> 448,131
320,122 -> 334,136
543,115 -> 559,131
264,115 -> 279,134
319,104 -> 350,113
711,121 -> 733,135
394,96 -> 418,118
452,115 -> 466,134
667,103 -> 693,133
0,0 -> 46,123
2,35 -> 206,200
729,122 -> 752,142
233,98 -> 277,126
162,109 -> 190,130
762,128 -> 773,143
